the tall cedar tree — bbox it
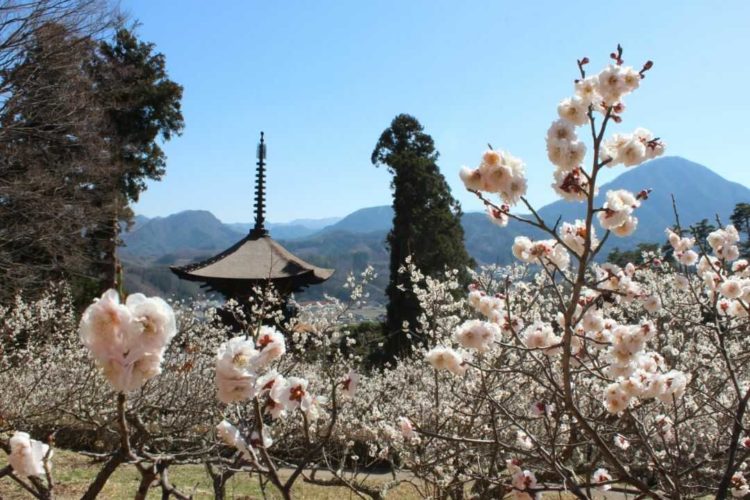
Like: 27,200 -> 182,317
372,114 -> 474,361
88,28 -> 184,291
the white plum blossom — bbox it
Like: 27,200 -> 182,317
79,289 -> 134,361
342,369 -> 359,398
270,376 -> 309,411
486,205 -> 509,227
574,75 -> 600,105
8,431 -> 50,477
720,278 -> 745,299
597,189 -> 640,235
614,434 -> 630,450
79,289 -> 177,392
592,468 -> 613,490
708,225 -> 741,261
560,219 -> 598,256
512,237 -> 570,270
597,64 -> 641,104
425,346 -> 467,375
254,326 -> 286,368
249,428 -> 273,449
124,293 -> 177,358
215,336 -> 258,404
602,128 -> 664,167
216,420 -> 256,461
552,167 -> 592,201
522,321 -> 562,356
547,133 -> 587,171
398,417 -> 415,439
612,216 -> 638,237
459,150 -> 527,205
557,96 -> 589,126
642,294 -> 662,313
453,319 -> 499,352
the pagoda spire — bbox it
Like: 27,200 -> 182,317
252,131 -> 268,237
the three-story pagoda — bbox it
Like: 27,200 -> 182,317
170,132 -> 334,301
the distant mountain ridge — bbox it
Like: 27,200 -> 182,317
122,157 -> 750,301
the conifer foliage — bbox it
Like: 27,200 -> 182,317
371,114 -> 473,361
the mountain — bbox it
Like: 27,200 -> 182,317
535,156 -> 750,252
121,157 -> 750,302
121,210 -> 243,258
226,216 -> 342,241
318,206 -> 393,234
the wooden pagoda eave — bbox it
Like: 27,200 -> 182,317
169,233 -> 334,288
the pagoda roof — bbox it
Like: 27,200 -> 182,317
170,233 -> 334,285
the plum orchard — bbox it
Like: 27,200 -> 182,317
3,47 -> 750,499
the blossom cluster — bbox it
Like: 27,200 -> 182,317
668,224 -> 750,318
602,321 -> 689,413
215,328 -> 331,421
597,189 -> 640,237
78,289 -> 177,392
459,149 -> 528,207
214,322 -> 360,461
8,431 -> 50,478
512,237 -> 570,271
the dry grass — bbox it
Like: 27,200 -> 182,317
0,450 -> 421,499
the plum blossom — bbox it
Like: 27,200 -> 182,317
552,167 -> 592,201
512,237 -> 570,271
596,64 -> 640,104
560,219 -> 598,256
602,128 -> 664,167
8,431 -> 50,477
614,434 -> 630,450
731,472 -> 749,497
425,346 -> 467,375
398,417 -> 415,439
510,465 -> 539,500
592,468 -> 613,490
216,420 -> 256,461
597,189 -> 639,235
486,205 -> 509,227
79,289 -> 134,361
557,96 -> 589,126
254,326 -> 286,368
522,321 -> 562,356
453,319 -> 499,353
270,376 -> 309,411
459,150 -> 527,205
708,225 -> 741,261
250,428 -> 273,449
342,369 -> 359,398
215,336 -> 258,403
574,75 -> 600,105
79,289 -> 177,392
642,294 -> 662,313
546,133 -> 587,171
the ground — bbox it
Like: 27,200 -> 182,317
0,449 -> 420,499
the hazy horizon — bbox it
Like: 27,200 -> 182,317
131,155 -> 749,226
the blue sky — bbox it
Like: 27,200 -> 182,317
126,1 -> 750,224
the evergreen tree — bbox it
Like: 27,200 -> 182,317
690,219 -> 717,250
371,114 -> 474,361
730,203 -> 750,258
607,243 -> 660,267
87,28 -> 184,290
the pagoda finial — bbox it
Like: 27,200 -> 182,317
251,131 -> 268,237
